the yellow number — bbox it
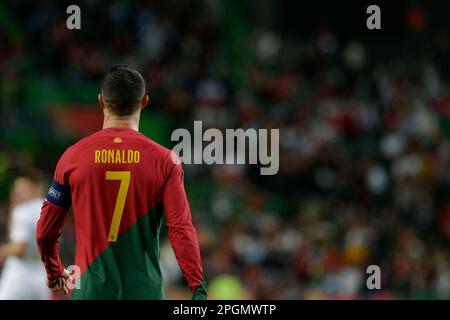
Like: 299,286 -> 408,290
106,171 -> 131,242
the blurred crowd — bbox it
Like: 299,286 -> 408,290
0,0 -> 449,299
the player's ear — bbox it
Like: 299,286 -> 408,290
140,94 -> 149,109
98,94 -> 106,110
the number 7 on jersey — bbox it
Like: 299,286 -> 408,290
106,171 -> 131,242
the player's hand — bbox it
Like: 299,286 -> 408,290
46,268 -> 72,295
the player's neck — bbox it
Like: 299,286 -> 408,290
103,114 -> 140,131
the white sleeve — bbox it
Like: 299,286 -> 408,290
9,206 -> 34,244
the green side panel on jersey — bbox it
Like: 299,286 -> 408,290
70,206 -> 165,300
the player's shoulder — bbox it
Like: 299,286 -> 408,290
66,130 -> 101,152
136,133 -> 177,164
137,133 -> 171,153
57,128 -> 120,158
128,132 -> 182,172
55,133 -> 94,165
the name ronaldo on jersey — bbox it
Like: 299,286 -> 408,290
94,149 -> 141,164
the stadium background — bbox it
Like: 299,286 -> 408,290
0,0 -> 450,299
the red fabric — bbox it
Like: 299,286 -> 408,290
36,127 -> 204,292
36,201 -> 66,280
162,161 -> 204,292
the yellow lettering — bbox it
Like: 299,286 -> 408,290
106,171 -> 131,242
94,149 -> 140,164
95,150 -> 100,163
107,150 -> 114,163
134,151 -> 140,163
127,150 -> 133,163
101,150 -> 107,163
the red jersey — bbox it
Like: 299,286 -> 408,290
36,127 -> 206,299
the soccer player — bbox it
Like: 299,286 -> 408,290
0,172 -> 50,300
36,65 -> 207,299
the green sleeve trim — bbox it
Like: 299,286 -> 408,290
192,280 -> 207,300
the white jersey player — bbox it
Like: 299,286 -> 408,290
0,173 -> 50,300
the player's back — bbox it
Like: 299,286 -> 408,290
59,127 -> 174,299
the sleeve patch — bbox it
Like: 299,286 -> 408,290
46,180 -> 71,209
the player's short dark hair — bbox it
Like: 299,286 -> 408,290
101,65 -> 146,116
